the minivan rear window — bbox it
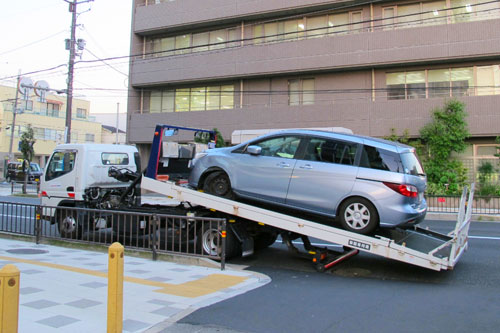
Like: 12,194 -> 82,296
400,152 -> 425,176
359,145 -> 403,173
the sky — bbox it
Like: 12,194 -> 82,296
0,0 -> 133,115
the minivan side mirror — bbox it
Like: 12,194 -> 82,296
247,145 -> 262,156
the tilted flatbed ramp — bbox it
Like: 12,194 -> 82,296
142,176 -> 473,271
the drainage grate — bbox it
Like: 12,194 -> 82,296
6,249 -> 49,255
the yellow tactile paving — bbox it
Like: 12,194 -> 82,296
0,255 -> 248,298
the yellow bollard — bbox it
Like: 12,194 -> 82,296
107,242 -> 124,333
0,264 -> 20,333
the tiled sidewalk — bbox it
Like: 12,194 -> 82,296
0,238 -> 270,332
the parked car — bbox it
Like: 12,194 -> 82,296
189,129 -> 427,234
6,161 -> 43,183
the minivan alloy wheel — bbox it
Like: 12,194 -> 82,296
344,203 -> 370,229
339,197 -> 378,235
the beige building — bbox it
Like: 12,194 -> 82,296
0,84 -> 102,175
101,125 -> 126,144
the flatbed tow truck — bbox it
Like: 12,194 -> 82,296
139,125 -> 473,272
41,124 -> 473,272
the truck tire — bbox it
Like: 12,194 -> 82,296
57,209 -> 83,240
253,232 -> 278,250
203,171 -> 233,199
197,222 -> 240,259
338,197 -> 378,235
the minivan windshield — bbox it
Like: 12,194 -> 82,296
401,152 -> 425,176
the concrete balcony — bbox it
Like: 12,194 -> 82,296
130,19 -> 500,87
134,0 -> 351,34
128,94 -> 500,143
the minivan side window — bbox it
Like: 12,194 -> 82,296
302,138 -> 357,165
45,151 -> 76,181
359,145 -> 403,173
248,136 -> 301,158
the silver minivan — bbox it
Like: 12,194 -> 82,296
189,129 -> 427,234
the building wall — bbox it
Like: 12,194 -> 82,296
101,130 -> 127,144
128,0 -> 500,144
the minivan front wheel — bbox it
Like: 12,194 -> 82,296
203,171 -> 233,199
339,197 -> 378,235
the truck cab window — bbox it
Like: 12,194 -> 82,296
101,153 -> 129,165
45,151 -> 76,181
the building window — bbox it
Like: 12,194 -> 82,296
289,79 -> 315,106
85,133 -> 95,143
76,108 -> 87,119
23,100 -> 33,111
47,103 -> 60,117
382,0 -> 500,30
386,65 -> 482,100
149,26 -> 239,57
149,84 -> 234,112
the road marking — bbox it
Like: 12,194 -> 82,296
469,236 -> 500,240
0,255 -> 247,298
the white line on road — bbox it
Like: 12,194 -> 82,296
469,236 -> 500,240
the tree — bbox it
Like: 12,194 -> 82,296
419,99 -> 470,194
384,128 -> 424,157
19,125 -> 36,194
194,128 -> 225,148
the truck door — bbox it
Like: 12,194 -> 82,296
42,150 -> 77,206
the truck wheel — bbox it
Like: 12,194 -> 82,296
203,171 -> 233,199
197,223 -> 240,259
57,209 -> 83,239
338,197 -> 378,235
254,232 -> 278,250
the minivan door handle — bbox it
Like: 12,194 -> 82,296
276,162 -> 290,168
299,164 -> 313,170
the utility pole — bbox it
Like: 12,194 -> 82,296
64,0 -> 93,143
8,71 -> 21,162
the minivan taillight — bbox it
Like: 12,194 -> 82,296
383,182 -> 418,198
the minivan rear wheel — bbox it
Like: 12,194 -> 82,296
339,197 -> 378,235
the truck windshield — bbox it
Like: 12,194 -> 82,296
46,151 -> 76,181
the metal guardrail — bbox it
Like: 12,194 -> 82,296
0,202 -> 227,269
426,195 -> 500,215
9,181 -> 40,195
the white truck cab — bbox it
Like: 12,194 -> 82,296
41,144 -> 140,209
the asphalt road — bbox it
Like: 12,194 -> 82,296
174,220 -> 500,333
2,191 -> 499,332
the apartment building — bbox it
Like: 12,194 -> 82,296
128,0 -> 500,177
0,84 -> 102,174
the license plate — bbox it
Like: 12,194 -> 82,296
35,178 -> 39,182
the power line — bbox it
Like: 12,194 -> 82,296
0,30 -> 68,57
